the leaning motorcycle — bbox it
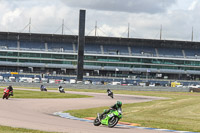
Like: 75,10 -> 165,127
59,87 -> 65,93
2,88 -> 12,99
93,108 -> 122,128
41,86 -> 47,91
108,91 -> 114,98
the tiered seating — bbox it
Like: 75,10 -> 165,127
184,49 -> 200,58
158,48 -> 183,58
103,45 -> 129,55
85,44 -> 101,54
0,40 -> 17,50
47,42 -> 73,52
131,46 -> 156,56
20,41 -> 45,51
0,38 -> 198,60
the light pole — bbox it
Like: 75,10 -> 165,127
115,68 -> 119,78
146,69 -> 150,82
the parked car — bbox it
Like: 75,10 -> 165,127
41,78 -> 48,83
70,79 -> 76,84
189,87 -> 200,92
9,77 -> 16,82
188,84 -> 200,89
19,77 -> 33,83
49,79 -> 55,83
0,76 -> 4,82
155,83 -> 161,86
121,80 -> 129,86
149,83 -> 155,87
33,78 -> 40,83
84,80 -> 92,85
176,84 -> 183,88
111,81 -> 121,85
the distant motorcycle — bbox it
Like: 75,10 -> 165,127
58,87 -> 65,93
40,85 -> 47,91
107,89 -> 114,98
2,88 -> 13,99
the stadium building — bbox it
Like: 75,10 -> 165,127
0,31 -> 200,80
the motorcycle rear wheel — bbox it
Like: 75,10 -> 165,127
108,117 -> 119,128
93,117 -> 101,126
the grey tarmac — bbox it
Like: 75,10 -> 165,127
0,88 -> 171,133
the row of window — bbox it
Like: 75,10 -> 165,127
1,58 -> 200,71
1,51 -> 200,68
0,51 -> 76,59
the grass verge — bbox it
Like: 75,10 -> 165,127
0,125 -> 57,133
1,89 -> 92,99
65,90 -> 200,132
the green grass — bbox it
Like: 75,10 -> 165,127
12,87 -> 106,92
1,89 -> 92,99
65,90 -> 200,132
0,125 -> 57,133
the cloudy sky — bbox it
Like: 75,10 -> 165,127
0,0 -> 199,41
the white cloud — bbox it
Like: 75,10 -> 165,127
61,0 -> 176,14
0,0 -> 199,42
188,0 -> 198,10
2,8 -> 22,26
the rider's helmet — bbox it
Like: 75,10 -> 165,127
107,89 -> 110,92
59,85 -> 62,88
116,101 -> 122,108
8,85 -> 12,90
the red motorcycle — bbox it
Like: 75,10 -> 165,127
2,88 -> 12,99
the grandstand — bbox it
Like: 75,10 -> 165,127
0,31 -> 200,80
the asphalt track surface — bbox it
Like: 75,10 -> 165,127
0,88 -> 170,133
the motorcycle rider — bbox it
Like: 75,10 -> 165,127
40,85 -> 46,91
58,85 -> 64,92
107,88 -> 112,95
107,88 -> 113,98
7,85 -> 13,96
40,85 -> 43,90
99,101 -> 122,120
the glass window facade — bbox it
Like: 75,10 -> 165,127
1,51 -> 200,71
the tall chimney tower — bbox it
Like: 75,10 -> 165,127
77,10 -> 86,82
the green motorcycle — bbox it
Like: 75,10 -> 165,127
93,108 -> 122,128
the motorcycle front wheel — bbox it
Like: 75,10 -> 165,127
93,117 -> 101,126
108,116 -> 119,128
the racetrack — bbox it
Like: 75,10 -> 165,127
0,88 -> 170,133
